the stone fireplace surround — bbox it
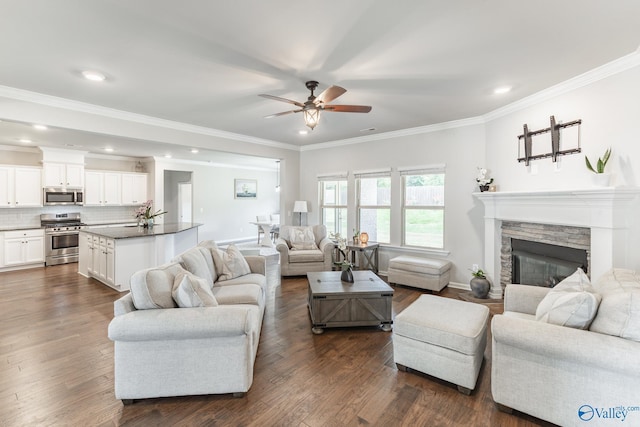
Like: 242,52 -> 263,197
475,188 -> 640,299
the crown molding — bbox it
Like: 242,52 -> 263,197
300,116 -> 485,152
0,143 -> 40,153
0,85 -> 300,152
483,50 -> 640,122
303,50 -> 640,152
151,156 -> 275,172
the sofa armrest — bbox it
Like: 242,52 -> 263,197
503,284 -> 551,315
492,314 -> 640,376
318,237 -> 335,268
114,293 -> 136,317
108,305 -> 258,342
244,255 -> 266,276
318,237 -> 334,255
275,238 -> 289,263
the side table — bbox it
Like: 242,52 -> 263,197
346,242 -> 379,273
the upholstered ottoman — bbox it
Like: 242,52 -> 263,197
388,256 -> 451,292
393,294 -> 490,394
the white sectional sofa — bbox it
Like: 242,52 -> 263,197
491,268 -> 640,426
108,241 -> 267,402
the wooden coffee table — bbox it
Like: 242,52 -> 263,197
307,270 -> 394,334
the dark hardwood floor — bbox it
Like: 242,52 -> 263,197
0,263 -> 555,426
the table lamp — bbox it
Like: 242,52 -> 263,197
293,201 -> 308,226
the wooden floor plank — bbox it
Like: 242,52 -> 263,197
0,263 -> 557,426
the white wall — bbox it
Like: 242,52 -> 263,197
152,158 -> 281,243
299,124 -> 486,285
486,65 -> 640,191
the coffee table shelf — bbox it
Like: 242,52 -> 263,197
307,270 -> 394,334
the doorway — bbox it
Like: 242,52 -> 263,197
163,170 -> 193,223
178,182 -> 193,223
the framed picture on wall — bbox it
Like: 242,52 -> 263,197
234,179 -> 257,199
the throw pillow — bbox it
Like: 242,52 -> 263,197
172,271 -> 218,308
211,244 -> 251,281
589,289 -> 640,342
535,268 -> 601,329
290,227 -> 318,250
130,262 -> 185,310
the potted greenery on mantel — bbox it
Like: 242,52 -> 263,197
585,147 -> 611,186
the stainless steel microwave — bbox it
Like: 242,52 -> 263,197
43,188 -> 84,205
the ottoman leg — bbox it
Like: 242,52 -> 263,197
457,385 -> 472,395
495,403 -> 514,414
396,363 -> 408,372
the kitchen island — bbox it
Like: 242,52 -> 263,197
78,223 -> 201,292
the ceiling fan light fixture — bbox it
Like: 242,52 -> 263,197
303,108 -> 320,130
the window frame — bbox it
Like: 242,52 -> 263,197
355,171 -> 391,244
318,176 -> 348,237
400,166 -> 446,249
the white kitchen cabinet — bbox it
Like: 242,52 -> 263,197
3,229 -> 44,267
85,171 -> 122,206
105,240 -> 115,285
0,166 -> 42,208
43,163 -> 84,188
84,235 -> 115,286
121,173 -> 147,205
15,168 -> 43,207
0,167 -> 10,207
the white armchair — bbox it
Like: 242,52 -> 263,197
275,225 -> 334,276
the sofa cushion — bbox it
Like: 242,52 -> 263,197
593,268 -> 640,294
213,283 -> 264,306
211,244 -> 251,281
215,273 -> 266,290
590,289 -> 640,342
535,268 -> 601,329
289,249 -> 324,263
290,227 -> 318,250
130,262 -> 185,309
172,271 -> 219,308
173,247 -> 216,286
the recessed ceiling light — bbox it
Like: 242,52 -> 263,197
190,149 -> 199,154
164,154 -> 172,158
19,138 -> 32,143
33,124 -> 48,130
82,70 -> 106,82
298,130 -> 308,135
104,147 -> 114,152
494,86 -> 512,95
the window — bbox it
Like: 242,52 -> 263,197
319,179 -> 347,237
356,173 -> 391,244
402,168 -> 445,248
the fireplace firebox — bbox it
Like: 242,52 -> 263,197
511,239 -> 588,287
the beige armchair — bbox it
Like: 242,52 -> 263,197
275,225 -> 334,276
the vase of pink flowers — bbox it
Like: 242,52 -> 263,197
135,200 -> 167,228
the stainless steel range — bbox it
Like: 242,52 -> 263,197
41,212 -> 85,266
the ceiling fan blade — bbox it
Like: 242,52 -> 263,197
323,104 -> 372,113
259,94 -> 304,108
264,109 -> 302,119
314,85 -> 347,104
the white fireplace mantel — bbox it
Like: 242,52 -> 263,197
475,187 -> 640,298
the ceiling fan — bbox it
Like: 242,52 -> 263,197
259,81 -> 372,130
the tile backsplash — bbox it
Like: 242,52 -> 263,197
0,205 -> 138,228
